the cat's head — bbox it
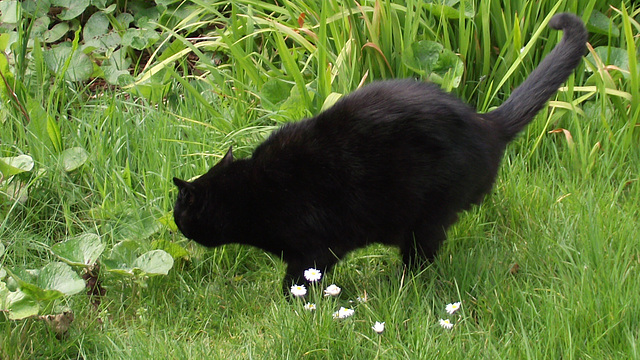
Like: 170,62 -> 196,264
172,147 -> 235,247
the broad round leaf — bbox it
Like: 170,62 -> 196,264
587,11 -> 620,37
36,262 -> 85,297
103,241 -> 173,276
44,22 -> 70,43
403,40 -> 463,88
0,1 -> 18,24
122,28 -> 160,51
11,262 -> 84,301
6,289 -> 39,320
586,46 -> 631,79
261,78 -> 293,111
423,1 -> 474,19
43,43 -> 93,82
51,233 -> 105,266
32,16 -> 51,38
132,250 -> 174,276
0,242 -> 5,258
102,240 -> 142,276
52,0 -> 90,21
61,147 -> 89,172
101,49 -> 132,85
4,267 -> 35,291
0,155 -> 34,177
84,11 -> 109,40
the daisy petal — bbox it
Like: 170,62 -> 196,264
290,284 -> 307,297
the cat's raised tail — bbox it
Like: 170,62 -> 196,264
487,13 -> 587,142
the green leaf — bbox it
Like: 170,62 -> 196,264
26,96 -> 62,152
157,212 -> 178,232
31,16 -> 51,38
44,22 -> 70,43
60,146 -> 89,172
101,48 -> 131,85
36,262 -> 85,296
4,288 -> 39,320
0,155 -> 34,177
0,33 -> 11,52
403,40 -> 463,88
0,0 -> 18,24
0,243 -> 5,279
0,281 -> 8,307
430,47 -> 464,89
279,85 -> 314,121
0,52 -> 8,76
122,28 -> 160,51
103,240 -> 174,276
587,10 -> 620,37
4,268 -> 31,291
51,0 -> 90,20
83,11 -> 122,52
84,11 -> 109,40
91,0 -> 109,10
133,250 -> 174,275
102,240 -> 140,275
321,92 -> 344,112
116,13 -> 134,28
260,78 -> 293,111
129,82 -> 171,103
409,40 -> 443,72
43,42 -> 93,82
423,0 -> 474,19
22,0 -> 51,18
151,239 -> 189,261
586,46 -> 631,78
6,263 -> 84,302
51,233 -> 105,266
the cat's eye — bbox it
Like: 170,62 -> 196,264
179,188 -> 195,206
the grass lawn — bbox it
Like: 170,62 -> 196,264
1,0 -> 639,358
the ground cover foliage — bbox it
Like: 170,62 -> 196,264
0,0 -> 639,358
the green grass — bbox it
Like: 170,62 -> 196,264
1,0 -> 639,359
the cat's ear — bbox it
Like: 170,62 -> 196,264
173,177 -> 193,190
173,177 -> 196,204
221,146 -> 234,166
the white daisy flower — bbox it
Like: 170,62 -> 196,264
372,321 -> 385,334
303,302 -> 316,311
332,307 -> 354,319
445,301 -> 461,314
290,284 -> 307,297
439,318 -> 453,329
304,268 -> 322,282
323,284 -> 341,297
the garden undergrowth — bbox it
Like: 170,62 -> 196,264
1,0 -> 639,359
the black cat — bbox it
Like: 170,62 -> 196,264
173,13 -> 587,291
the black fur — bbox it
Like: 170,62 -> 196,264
173,13 -> 587,291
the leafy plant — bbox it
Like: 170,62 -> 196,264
1,262 -> 84,320
1,231 -> 174,338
